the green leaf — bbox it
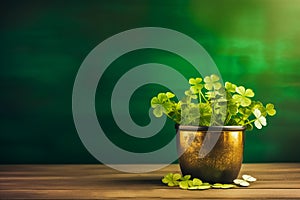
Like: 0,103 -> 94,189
189,78 -> 203,94
212,183 -> 235,189
173,173 -> 182,181
232,94 -> 252,107
157,93 -> 168,102
220,184 -> 236,189
201,182 -> 211,186
196,185 -> 211,190
228,103 -> 238,115
235,86 -> 245,95
204,74 -> 222,90
266,103 -> 276,116
189,77 -> 202,85
192,178 -> 202,186
185,90 -> 197,99
190,85 -> 203,94
161,173 -> 182,187
180,175 -> 191,181
179,180 -> 190,189
179,177 -> 209,190
212,183 -> 223,188
244,89 -> 254,97
150,97 -> 159,108
225,82 -> 237,93
236,86 -> 255,97
205,91 -> 217,99
166,92 -> 175,99
187,186 -> 198,190
153,105 -> 164,117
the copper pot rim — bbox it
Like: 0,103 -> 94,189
175,124 -> 246,131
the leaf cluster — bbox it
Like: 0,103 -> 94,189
161,173 -> 255,190
151,74 -> 276,130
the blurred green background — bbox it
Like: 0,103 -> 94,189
1,0 -> 300,163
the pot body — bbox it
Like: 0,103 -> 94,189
176,125 -> 245,183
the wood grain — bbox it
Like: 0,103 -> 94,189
0,164 -> 300,199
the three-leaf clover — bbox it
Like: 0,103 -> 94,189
232,86 -> 254,107
253,109 -> 267,129
204,74 -> 222,90
151,93 -> 175,117
162,173 -> 182,187
266,103 -> 276,116
185,90 -> 197,100
189,78 -> 203,94
225,82 -> 237,93
178,175 -> 192,189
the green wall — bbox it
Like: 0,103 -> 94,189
1,0 -> 300,163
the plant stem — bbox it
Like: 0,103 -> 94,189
225,113 -> 232,125
198,93 -> 202,104
199,91 -> 208,103
244,119 -> 256,125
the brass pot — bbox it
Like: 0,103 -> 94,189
176,125 -> 245,183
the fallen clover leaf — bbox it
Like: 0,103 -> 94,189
242,174 -> 257,182
162,173 -> 182,187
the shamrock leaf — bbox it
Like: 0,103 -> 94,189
205,91 -> 217,99
180,103 -> 201,125
166,92 -> 175,99
192,178 -> 203,186
228,102 -> 238,115
185,90 -> 197,99
225,82 -> 237,93
242,174 -> 257,182
180,177 -> 211,190
178,176 -> 193,190
151,93 -> 175,117
233,179 -> 250,187
212,183 -> 236,189
189,78 -> 203,94
253,109 -> 267,129
236,86 -> 254,97
180,175 -> 191,181
152,104 -> 164,117
162,173 -> 182,187
266,103 -> 276,116
179,180 -> 192,189
204,74 -> 222,90
189,77 -> 202,85
151,96 -> 165,117
238,107 -> 252,120
232,86 -> 254,107
251,101 -> 265,115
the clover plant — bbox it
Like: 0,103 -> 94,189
150,74 -> 276,130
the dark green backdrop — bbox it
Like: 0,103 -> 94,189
1,0 -> 300,163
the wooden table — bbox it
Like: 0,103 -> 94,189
1,164 -> 300,199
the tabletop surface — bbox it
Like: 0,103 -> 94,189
1,163 -> 300,199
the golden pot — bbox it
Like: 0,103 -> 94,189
176,125 -> 245,183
